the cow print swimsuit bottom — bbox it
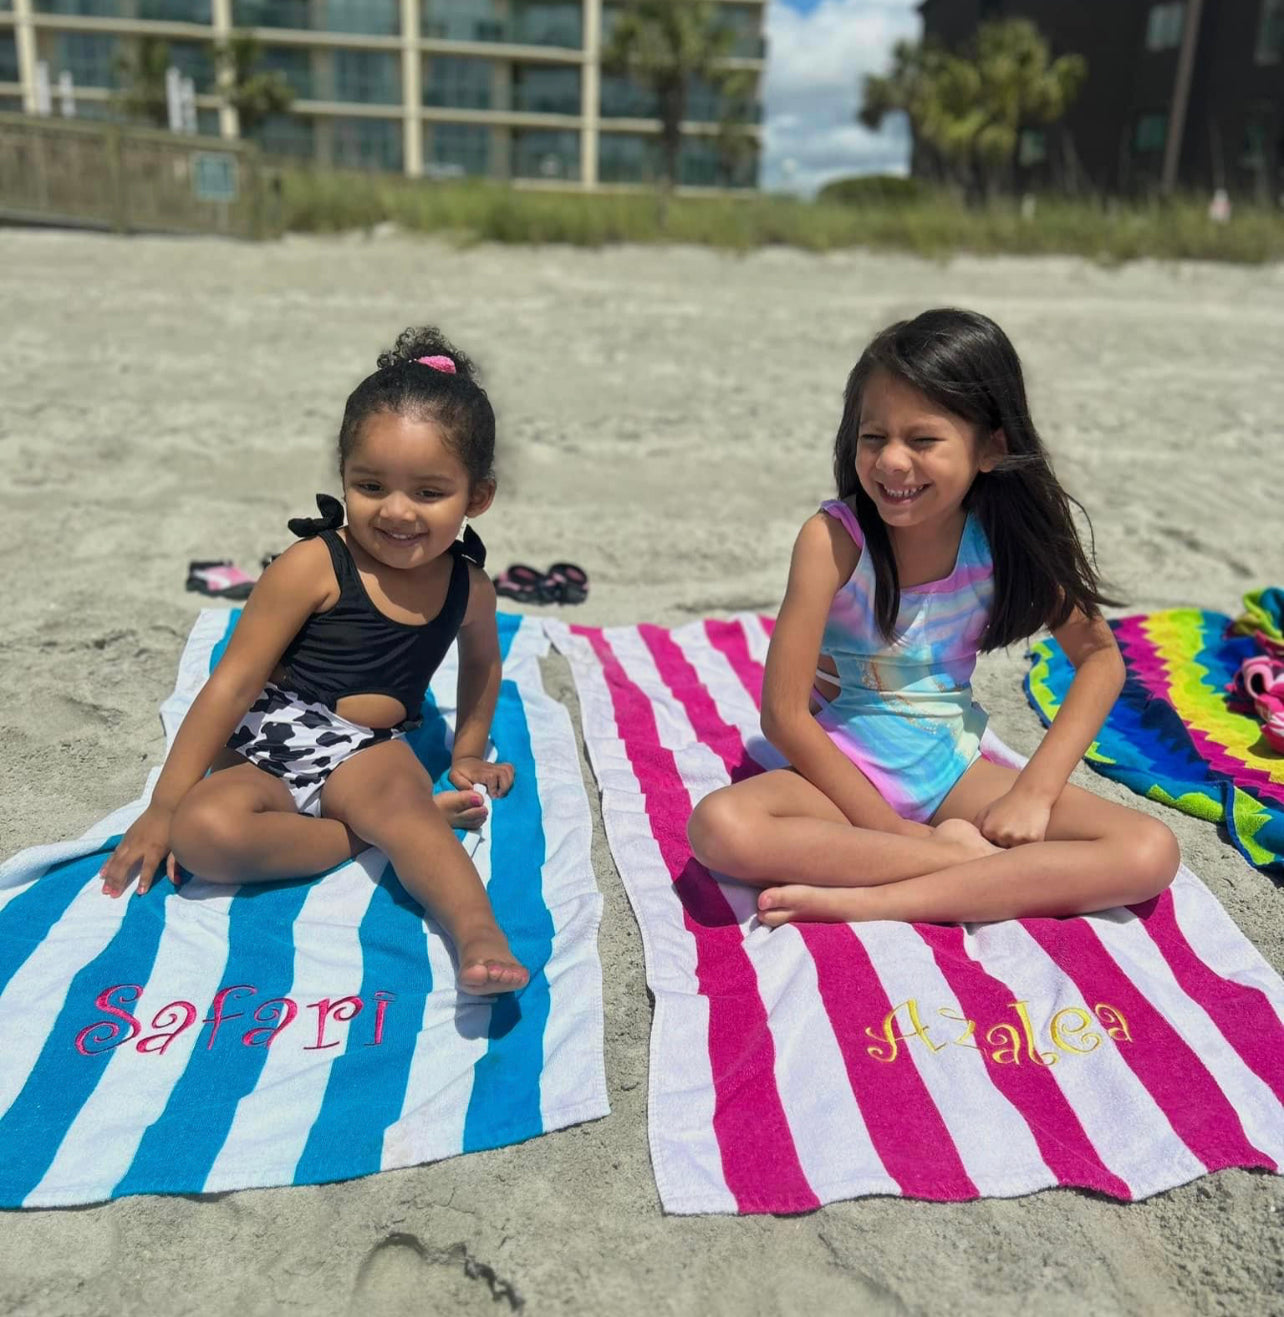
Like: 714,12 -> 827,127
225,682 -> 406,817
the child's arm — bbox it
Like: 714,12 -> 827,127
99,542 -> 333,895
448,565 -> 514,799
974,607 -> 1125,847
761,515 -> 932,839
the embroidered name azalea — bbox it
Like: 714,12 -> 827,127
74,984 -> 396,1057
864,999 -> 1134,1066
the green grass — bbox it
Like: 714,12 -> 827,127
275,167 -> 1284,265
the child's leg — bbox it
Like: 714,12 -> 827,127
169,751 -> 488,884
687,769 -> 1000,889
170,758 -> 361,881
320,739 -> 528,995
759,759 -> 1180,926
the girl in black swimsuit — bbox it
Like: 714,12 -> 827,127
100,327 -> 528,996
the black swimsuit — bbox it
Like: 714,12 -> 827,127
224,495 -> 480,813
278,498 -> 472,728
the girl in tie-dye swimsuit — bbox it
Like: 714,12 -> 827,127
809,496 -> 992,825
688,309 -> 1180,927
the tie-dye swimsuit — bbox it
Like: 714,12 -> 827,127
813,499 -> 995,823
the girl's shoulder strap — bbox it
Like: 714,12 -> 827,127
819,499 -> 864,548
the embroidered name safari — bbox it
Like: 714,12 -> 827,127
74,984 -> 397,1057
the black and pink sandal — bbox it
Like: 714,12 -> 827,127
185,560 -> 257,601
546,561 -> 588,605
493,563 -> 556,605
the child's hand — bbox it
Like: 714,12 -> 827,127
449,757 -> 516,799
100,805 -> 180,898
973,788 -> 1054,848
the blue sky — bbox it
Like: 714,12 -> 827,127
763,0 -> 922,195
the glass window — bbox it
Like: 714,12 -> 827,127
1258,0 -> 1284,63
1145,3 -> 1185,52
169,40 -> 216,94
511,127 -> 578,179
138,1 -> 212,20
233,0 -> 310,29
249,111 -> 315,159
51,33 -> 119,87
429,122 -> 492,176
34,1 -> 124,14
1135,112 -> 1168,152
714,4 -> 764,59
37,0 -> 211,14
332,115 -> 402,170
510,2 -> 581,48
511,64 -> 580,115
260,46 -> 314,100
332,49 -> 399,104
424,56 -> 492,109
0,34 -> 18,83
600,73 -> 657,119
233,1 -> 396,34
324,0 -> 397,36
598,131 -> 657,183
422,0 -> 504,43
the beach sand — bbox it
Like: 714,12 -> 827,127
1,229 -> 1281,1315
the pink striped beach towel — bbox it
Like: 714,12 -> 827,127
547,615 -> 1284,1215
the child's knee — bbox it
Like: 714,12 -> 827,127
688,790 -> 749,875
170,798 -> 244,882
1130,817 -> 1180,898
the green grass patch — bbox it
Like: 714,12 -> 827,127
275,167 -> 1284,265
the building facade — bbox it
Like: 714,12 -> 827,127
918,0 -> 1284,199
0,0 -> 765,188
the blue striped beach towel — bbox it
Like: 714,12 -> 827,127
0,609 -> 607,1207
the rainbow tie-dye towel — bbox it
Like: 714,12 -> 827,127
1027,610 -> 1284,877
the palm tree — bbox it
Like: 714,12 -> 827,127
114,36 -> 172,130
603,0 -> 741,212
862,19 -> 1086,201
215,32 -> 295,141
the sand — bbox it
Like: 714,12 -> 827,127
1,229 -> 1282,1315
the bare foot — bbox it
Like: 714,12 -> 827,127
933,818 -> 1002,863
456,929 -> 530,996
757,884 -> 875,927
434,789 -> 488,832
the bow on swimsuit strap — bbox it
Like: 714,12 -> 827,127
287,493 -> 346,539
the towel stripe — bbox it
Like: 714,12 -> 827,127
462,612 -> 554,1152
697,614 -> 981,1197
577,624 -> 818,1213
0,879 -> 175,1201
916,924 -> 1134,1198
1021,917 -> 1276,1174
24,881 -> 240,1206
800,923 -> 979,1199
294,687 -> 459,1184
112,879 -> 314,1195
1139,890 -> 1284,1105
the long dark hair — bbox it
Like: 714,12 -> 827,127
833,308 -> 1118,650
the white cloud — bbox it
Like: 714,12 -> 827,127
762,0 -> 922,196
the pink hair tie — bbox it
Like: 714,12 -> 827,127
415,355 -> 457,374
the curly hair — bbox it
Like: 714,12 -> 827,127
337,326 -> 496,487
